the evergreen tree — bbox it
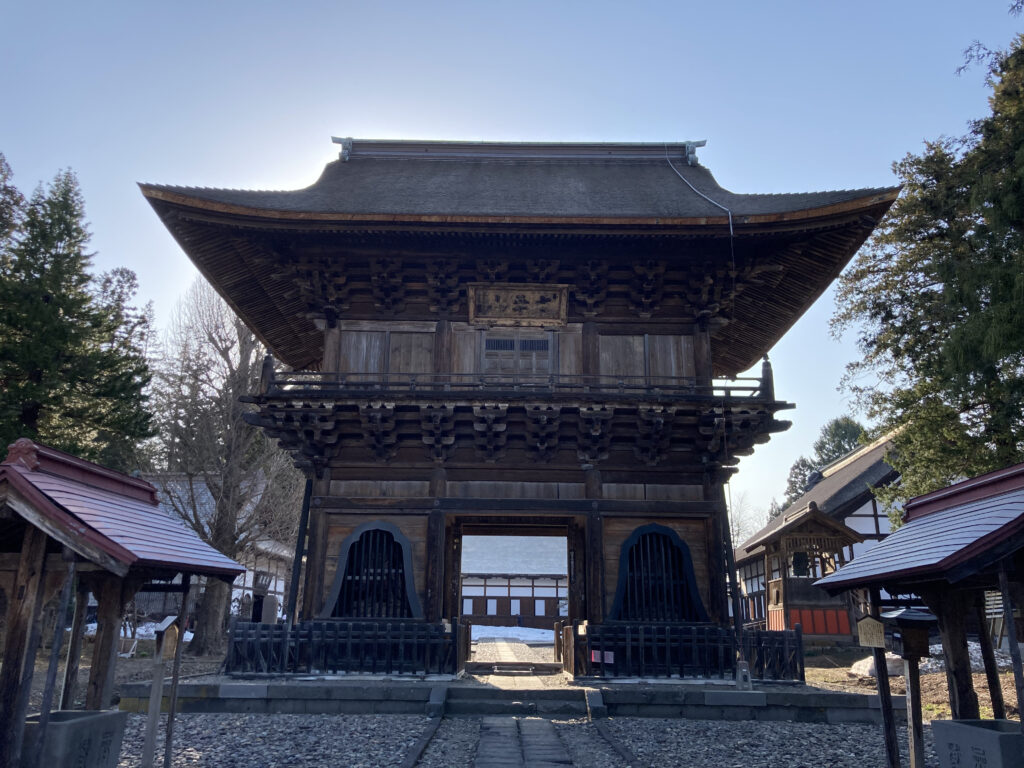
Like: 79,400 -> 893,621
781,416 -> 865,506
833,35 -> 1024,512
0,157 -> 152,469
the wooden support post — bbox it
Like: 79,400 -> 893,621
869,588 -> 902,768
903,657 -> 925,768
929,589 -> 980,720
60,579 -> 90,709
28,549 -> 76,768
285,477 -> 313,625
0,525 -> 49,768
974,597 -> 1005,719
585,512 -> 605,623
85,576 -> 125,710
163,575 -> 191,768
425,508 -> 445,622
997,561 -> 1024,734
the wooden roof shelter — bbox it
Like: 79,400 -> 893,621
817,463 -> 1024,725
0,439 -> 243,767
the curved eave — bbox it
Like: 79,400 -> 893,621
141,184 -> 898,233
142,185 -> 897,373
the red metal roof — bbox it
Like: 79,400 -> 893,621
816,463 -> 1024,593
1,440 -> 243,580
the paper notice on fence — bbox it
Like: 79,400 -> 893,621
591,651 -> 614,664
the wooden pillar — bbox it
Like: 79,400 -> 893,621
60,578 -> 90,709
692,321 -> 712,385
974,597 -> 1006,719
569,520 -> 587,624
322,325 -> 341,371
904,656 -> 925,768
925,587 -> 980,720
869,588 -> 902,768
302,478 -> 330,618
424,508 -> 445,622
85,576 -> 126,710
581,322 -> 599,377
704,476 -> 728,624
0,525 -> 48,768
998,562 -> 1024,733
434,319 -> 452,373
443,523 -> 462,622
584,468 -> 604,623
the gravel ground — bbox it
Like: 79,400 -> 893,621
471,637 -> 556,664
554,717 -> 630,767
117,714 -> 431,767
416,716 -> 480,767
604,717 -> 939,768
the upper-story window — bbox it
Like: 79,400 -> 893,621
483,332 -> 551,375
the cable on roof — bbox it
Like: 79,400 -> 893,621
665,144 -> 738,330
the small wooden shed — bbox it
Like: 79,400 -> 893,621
0,439 -> 243,766
736,501 -> 862,638
817,462 -> 1024,721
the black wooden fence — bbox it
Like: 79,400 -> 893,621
564,622 -> 804,681
226,620 -> 460,675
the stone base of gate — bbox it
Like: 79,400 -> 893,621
118,678 -> 905,724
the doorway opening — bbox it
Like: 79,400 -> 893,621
460,534 -> 568,659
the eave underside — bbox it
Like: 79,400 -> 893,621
145,195 -> 894,375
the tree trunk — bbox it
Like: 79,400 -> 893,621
188,578 -> 231,656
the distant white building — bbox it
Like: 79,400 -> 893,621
145,473 -> 292,621
460,536 -> 568,628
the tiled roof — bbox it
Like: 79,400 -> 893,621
1,440 -> 243,580
144,140 -> 896,221
736,437 -> 896,555
816,463 -> 1024,592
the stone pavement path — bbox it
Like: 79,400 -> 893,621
473,716 -> 572,768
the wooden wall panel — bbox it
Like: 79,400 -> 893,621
558,327 -> 582,376
648,335 -> 696,379
329,480 -> 431,498
447,481 -> 559,499
451,324 -> 477,374
323,513 -> 429,614
602,484 -> 704,501
599,335 -> 644,377
339,330 -> 386,373
389,332 -> 434,373
600,517 -> 710,620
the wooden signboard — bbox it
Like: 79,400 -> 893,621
857,616 -> 886,648
468,283 -> 568,326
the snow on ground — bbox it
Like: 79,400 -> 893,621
83,621 -> 194,642
470,625 -> 554,644
918,641 -> 1018,674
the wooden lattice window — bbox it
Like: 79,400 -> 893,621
610,524 -> 708,623
483,332 -> 551,375
330,527 -> 415,619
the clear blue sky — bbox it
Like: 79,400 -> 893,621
2,1 -> 1018,513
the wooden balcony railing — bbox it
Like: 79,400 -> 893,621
260,370 -> 774,402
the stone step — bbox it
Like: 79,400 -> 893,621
448,686 -> 584,702
449,699 -> 539,716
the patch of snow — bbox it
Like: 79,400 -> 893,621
82,621 -> 193,643
918,641 -> 1016,674
471,625 -> 554,644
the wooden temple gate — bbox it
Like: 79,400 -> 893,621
144,139 -> 896,678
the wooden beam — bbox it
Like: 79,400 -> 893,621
998,562 -> 1024,734
60,579 -> 90,710
424,509 -> 445,622
924,588 -> 980,720
0,524 -> 48,768
84,576 -> 127,710
869,588 -> 902,768
974,597 -> 1005,719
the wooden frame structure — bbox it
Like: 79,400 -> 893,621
818,462 -> 1024,766
142,139 -> 896,675
0,440 -> 242,767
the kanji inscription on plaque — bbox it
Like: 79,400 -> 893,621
468,283 -> 568,326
